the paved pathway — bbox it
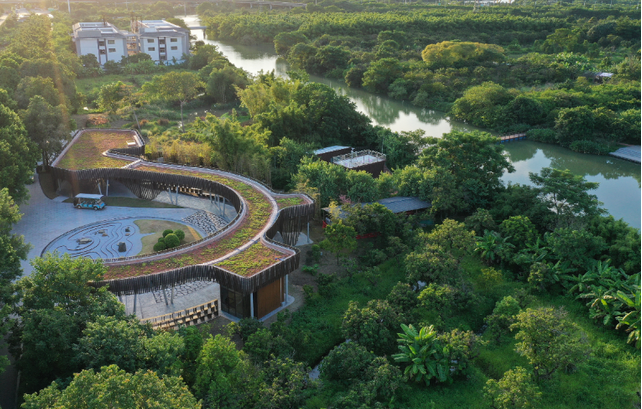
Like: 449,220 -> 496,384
12,174 -> 198,276
609,145 -> 641,164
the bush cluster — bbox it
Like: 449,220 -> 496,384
153,229 -> 186,252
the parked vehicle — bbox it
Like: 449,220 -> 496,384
73,193 -> 105,210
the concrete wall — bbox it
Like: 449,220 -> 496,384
76,37 -> 127,64
140,35 -> 188,63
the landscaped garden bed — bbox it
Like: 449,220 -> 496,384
56,130 -> 136,170
134,219 -> 201,256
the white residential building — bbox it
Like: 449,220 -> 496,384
132,20 -> 190,64
72,22 -> 130,64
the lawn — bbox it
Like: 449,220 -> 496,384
296,254 -> 641,409
56,130 -> 136,170
134,219 -> 201,255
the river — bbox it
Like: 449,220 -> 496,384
184,15 -> 641,229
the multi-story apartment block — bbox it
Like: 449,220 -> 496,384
73,19 -> 190,65
131,20 -> 190,63
72,22 -> 130,64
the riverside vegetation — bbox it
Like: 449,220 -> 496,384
0,2 -> 639,409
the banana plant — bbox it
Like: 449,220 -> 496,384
615,275 -> 641,347
475,230 -> 514,266
392,324 -> 449,386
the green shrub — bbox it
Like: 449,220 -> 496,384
153,241 -> 166,252
164,233 -> 180,248
320,342 -> 375,385
310,244 -> 322,263
302,264 -> 319,276
569,140 -> 614,155
162,229 -> 174,237
526,128 -> 557,143
174,229 -> 185,241
157,237 -> 165,243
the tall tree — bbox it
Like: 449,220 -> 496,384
192,113 -> 271,181
418,131 -> 514,213
484,366 -> 542,409
142,71 -> 205,131
20,95 -> 71,167
21,364 -> 200,409
320,221 -> 357,265
529,167 -> 604,228
510,307 -> 590,381
0,104 -> 38,203
0,188 -> 30,375
9,254 -> 125,394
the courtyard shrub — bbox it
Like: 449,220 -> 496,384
174,229 -> 186,241
153,242 -> 167,252
162,229 -> 174,237
164,234 -> 180,248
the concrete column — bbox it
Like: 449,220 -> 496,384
171,284 -> 175,305
285,274 -> 289,302
307,222 -> 310,244
162,285 -> 169,306
106,179 -> 109,196
97,182 -> 102,195
133,292 -> 137,314
250,293 -> 254,318
175,186 -> 179,205
168,187 -> 173,204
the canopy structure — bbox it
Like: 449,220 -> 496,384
74,193 -> 104,200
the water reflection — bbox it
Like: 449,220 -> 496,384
183,15 -> 641,228
503,141 -> 641,228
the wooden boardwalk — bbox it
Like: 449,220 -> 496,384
499,133 -> 527,143
609,146 -> 641,164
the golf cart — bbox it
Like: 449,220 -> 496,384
73,193 -> 105,210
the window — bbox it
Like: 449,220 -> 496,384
108,48 -> 116,52
148,47 -> 156,51
98,40 -> 105,46
171,46 -> 177,50
107,40 -> 115,44
170,38 -> 178,42
99,49 -> 106,55
147,38 -> 154,43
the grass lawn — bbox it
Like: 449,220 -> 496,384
56,130 -> 136,170
134,219 -> 201,255
296,254 -> 640,409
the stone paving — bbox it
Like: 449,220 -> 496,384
182,210 -> 228,235
151,281 -> 212,304
610,145 -> 641,164
12,175 -> 199,276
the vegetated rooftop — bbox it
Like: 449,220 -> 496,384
56,130 -> 135,170
216,242 -> 289,275
104,165 -> 277,279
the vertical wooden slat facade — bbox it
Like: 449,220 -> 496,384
46,162 -> 315,308
256,277 -> 284,319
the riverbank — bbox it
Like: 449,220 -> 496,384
182,14 -> 641,229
